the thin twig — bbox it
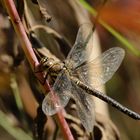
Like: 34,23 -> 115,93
3,0 -> 74,139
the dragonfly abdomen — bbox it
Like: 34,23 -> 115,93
71,76 -> 140,120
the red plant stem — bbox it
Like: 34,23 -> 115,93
4,0 -> 74,140
56,111 -> 74,139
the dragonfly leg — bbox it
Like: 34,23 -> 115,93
34,63 -> 43,73
42,71 -> 49,85
32,61 -> 48,84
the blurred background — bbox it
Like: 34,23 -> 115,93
0,0 -> 140,140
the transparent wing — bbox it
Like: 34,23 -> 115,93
65,23 -> 93,69
73,47 -> 125,88
42,70 -> 71,116
70,81 -> 95,132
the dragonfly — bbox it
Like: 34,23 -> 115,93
37,23 -> 140,132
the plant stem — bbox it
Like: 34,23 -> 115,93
3,0 -> 74,139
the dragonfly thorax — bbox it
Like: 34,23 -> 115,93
64,60 -> 75,70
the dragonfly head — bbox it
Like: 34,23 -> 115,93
40,57 -> 64,73
40,57 -> 55,71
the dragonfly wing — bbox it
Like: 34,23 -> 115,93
66,23 -> 94,68
42,70 -> 71,116
71,81 -> 95,132
73,47 -> 125,88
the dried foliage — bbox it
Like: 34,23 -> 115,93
0,0 -> 139,140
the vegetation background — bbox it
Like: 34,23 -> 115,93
0,0 -> 140,140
